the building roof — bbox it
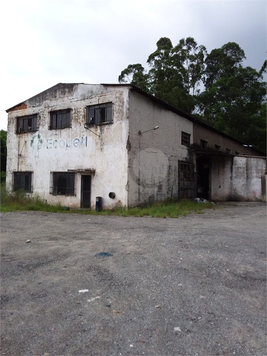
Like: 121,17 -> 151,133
6,82 -> 265,156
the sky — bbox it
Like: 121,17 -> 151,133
1,0 -> 266,130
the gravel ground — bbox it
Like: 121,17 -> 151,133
0,202 -> 266,356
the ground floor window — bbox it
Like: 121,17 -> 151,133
14,172 -> 32,192
52,172 -> 75,195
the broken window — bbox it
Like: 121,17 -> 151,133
17,115 -> 37,134
13,172 -> 32,192
50,109 -> 71,130
52,172 -> 75,196
86,103 -> 113,125
200,139 -> 208,149
181,131 -> 191,147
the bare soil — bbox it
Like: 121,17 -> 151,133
0,202 -> 266,356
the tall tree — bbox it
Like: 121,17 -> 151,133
199,43 -> 266,152
119,37 -> 206,113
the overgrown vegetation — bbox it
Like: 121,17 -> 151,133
0,185 -> 214,217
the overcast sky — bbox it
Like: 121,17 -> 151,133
1,0 -> 266,130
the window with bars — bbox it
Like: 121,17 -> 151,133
17,115 -> 37,134
50,109 -> 71,130
52,172 -> 75,196
13,172 -> 32,192
86,103 -> 113,125
181,131 -> 191,147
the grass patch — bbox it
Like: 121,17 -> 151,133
1,184 -> 215,217
0,185 -> 64,213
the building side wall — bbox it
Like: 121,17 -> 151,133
6,84 -> 129,209
127,90 -> 193,206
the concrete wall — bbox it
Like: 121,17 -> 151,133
6,84 -> 130,209
231,156 -> 266,201
211,155 -> 266,201
127,90 -> 193,206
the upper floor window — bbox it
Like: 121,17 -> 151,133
13,172 -> 32,192
17,115 -> 37,134
181,131 -> 191,147
200,139 -> 208,149
86,103 -> 113,125
50,109 -> 71,130
214,144 -> 221,151
226,148 -> 231,154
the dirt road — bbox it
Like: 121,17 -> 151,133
0,203 -> 266,356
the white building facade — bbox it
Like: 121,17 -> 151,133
6,83 -> 266,208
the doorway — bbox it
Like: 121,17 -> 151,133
196,155 -> 210,200
81,175 -> 91,208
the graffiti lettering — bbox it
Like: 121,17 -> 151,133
46,136 -> 88,149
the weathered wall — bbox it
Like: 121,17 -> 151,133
6,84 -> 130,209
210,155 -> 266,201
210,156 -> 233,200
127,90 -> 193,206
231,156 -> 266,201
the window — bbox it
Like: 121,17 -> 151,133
14,172 -> 32,192
226,148 -> 231,154
17,115 -> 37,133
86,103 -> 112,125
215,144 -> 221,151
200,139 -> 208,149
181,131 -> 191,147
50,109 -> 71,130
52,173 -> 75,195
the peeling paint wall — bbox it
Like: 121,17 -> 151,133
127,90 -> 193,206
6,84 -> 130,209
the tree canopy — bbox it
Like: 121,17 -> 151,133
118,38 -> 266,153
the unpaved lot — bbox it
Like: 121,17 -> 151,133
0,203 -> 266,356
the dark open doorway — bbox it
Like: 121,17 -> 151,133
196,155 -> 210,200
81,175 -> 91,208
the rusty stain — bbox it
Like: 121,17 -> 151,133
9,103 -> 27,112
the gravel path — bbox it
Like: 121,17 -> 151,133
0,203 -> 266,356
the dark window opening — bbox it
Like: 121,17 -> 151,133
226,148 -> 231,154
50,109 -> 71,130
86,103 -> 113,125
181,131 -> 191,147
17,115 -> 37,134
215,144 -> 221,151
52,173 -> 75,195
14,172 -> 32,192
200,139 -> 208,149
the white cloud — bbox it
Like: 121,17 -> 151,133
1,0 -> 266,130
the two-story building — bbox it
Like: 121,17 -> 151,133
6,83 -> 266,209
